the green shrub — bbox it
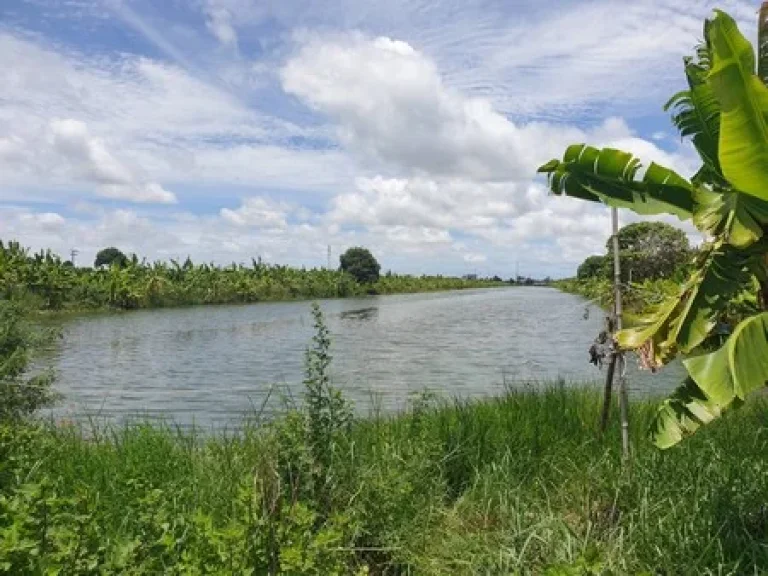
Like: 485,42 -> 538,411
0,301 -> 58,422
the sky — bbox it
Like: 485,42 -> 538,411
0,0 -> 761,277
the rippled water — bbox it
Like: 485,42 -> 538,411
48,287 -> 684,427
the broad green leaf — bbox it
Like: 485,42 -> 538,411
650,377 -> 728,449
665,20 -> 724,186
617,240 -> 761,366
538,146 -> 695,220
708,10 -> 768,200
693,187 -> 768,248
685,312 -> 768,403
651,312 -> 768,448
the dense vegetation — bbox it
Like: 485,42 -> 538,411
555,276 -> 679,318
575,222 -> 692,283
541,9 -> 768,446
555,222 -> 690,317
0,241 -> 503,312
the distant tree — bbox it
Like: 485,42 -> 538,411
577,255 -> 607,280
608,222 -> 691,282
575,222 -> 691,282
340,247 -> 380,284
94,247 -> 128,269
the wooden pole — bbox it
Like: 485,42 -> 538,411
599,344 -> 617,434
611,207 -> 630,459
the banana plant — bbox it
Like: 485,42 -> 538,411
539,9 -> 768,448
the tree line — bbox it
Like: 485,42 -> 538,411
0,242 -> 504,311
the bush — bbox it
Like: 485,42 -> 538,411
0,301 -> 58,421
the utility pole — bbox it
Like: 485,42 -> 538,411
611,207 -> 630,459
70,248 -> 79,267
327,245 -> 332,269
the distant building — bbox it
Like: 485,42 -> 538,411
463,274 -> 478,280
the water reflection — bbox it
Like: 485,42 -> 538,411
339,307 -> 379,322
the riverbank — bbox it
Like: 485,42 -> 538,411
554,277 -> 679,316
2,386 -> 766,574
0,241 -> 507,312
30,278 -> 509,319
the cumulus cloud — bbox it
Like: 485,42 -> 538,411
19,212 -> 66,229
220,197 -> 291,228
281,34 -> 696,187
46,119 -> 177,204
282,33 -> 565,181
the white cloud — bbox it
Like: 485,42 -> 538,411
281,34 -> 697,188
0,31 -> 348,201
46,119 -> 177,203
19,212 -> 66,229
282,33 -> 568,181
205,1 -> 238,47
220,197 -> 291,228
463,252 -> 486,264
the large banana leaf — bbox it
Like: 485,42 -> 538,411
708,11 -> 768,201
651,312 -> 768,448
685,311 -> 768,403
665,20 -> 724,187
617,239 -> 762,366
538,146 -> 695,220
693,187 -> 768,248
650,377 -> 731,449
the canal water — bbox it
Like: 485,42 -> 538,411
48,287 -> 683,427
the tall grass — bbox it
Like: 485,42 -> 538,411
1,388 -> 767,574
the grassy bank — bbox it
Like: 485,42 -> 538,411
2,387 -> 767,574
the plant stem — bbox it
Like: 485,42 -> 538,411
611,207 -> 630,459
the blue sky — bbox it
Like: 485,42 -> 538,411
0,0 -> 759,276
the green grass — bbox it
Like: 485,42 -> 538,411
1,387 -> 767,574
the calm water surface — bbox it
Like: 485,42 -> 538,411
49,288 -> 684,427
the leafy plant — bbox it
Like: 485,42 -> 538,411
539,10 -> 768,448
303,304 -> 353,514
0,301 -> 58,422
